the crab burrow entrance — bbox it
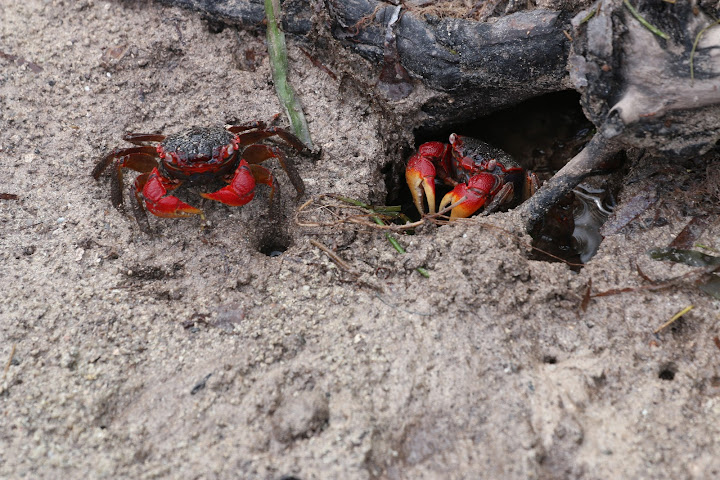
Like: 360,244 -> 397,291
390,91 -> 616,265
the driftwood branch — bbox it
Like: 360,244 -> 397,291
156,0 -> 571,126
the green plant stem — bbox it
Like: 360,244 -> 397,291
690,19 -> 720,83
623,0 -> 669,40
371,215 -> 404,252
265,0 -> 313,148
332,195 -> 401,215
580,7 -> 596,24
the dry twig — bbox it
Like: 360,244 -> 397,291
3,344 -> 16,380
309,239 -> 357,274
654,305 -> 694,334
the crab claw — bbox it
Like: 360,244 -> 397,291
201,159 -> 257,207
406,153 -> 437,214
405,141 -> 451,214
438,173 -> 499,220
140,168 -> 203,218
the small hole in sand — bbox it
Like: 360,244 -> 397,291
542,355 -> 557,365
658,364 -> 676,381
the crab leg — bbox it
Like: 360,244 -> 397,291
234,127 -> 308,153
227,121 -> 307,151
438,172 -> 503,220
243,144 -> 304,195
405,141 -> 452,215
247,164 -> 277,203
130,173 -> 152,233
141,168 -> 203,218
91,146 -> 158,180
122,133 -> 167,144
226,121 -> 269,134
107,153 -> 158,210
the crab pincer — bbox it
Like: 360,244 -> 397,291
201,159 -> 275,207
438,172 -> 505,220
138,168 -> 203,218
405,141 -> 451,215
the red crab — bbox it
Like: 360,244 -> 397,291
406,133 -> 539,219
92,122 -> 306,231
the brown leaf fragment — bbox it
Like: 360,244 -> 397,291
0,50 -> 43,73
100,44 -> 129,64
669,216 -> 710,249
600,186 -> 658,236
580,279 -> 592,312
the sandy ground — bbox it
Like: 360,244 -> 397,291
1,1 -> 720,479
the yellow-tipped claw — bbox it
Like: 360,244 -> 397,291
439,188 -> 475,220
406,155 -> 437,215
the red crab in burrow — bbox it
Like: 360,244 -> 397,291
92,122 -> 306,230
406,133 -> 539,219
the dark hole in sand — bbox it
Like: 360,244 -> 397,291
260,243 -> 289,257
258,231 -> 291,257
658,364 -> 677,381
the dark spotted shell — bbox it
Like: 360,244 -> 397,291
160,126 -> 235,161
452,136 -> 520,171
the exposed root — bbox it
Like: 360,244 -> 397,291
519,133 -> 621,231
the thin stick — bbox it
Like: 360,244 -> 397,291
328,195 -> 402,215
3,344 -> 16,379
654,305 -> 694,334
580,7 -> 597,24
309,239 -> 357,274
296,194 -> 591,269
592,265 -> 717,298
295,194 -> 466,232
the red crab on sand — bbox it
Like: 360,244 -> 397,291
92,122 -> 306,231
406,133 -> 539,219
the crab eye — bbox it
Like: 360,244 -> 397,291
227,144 -> 234,156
